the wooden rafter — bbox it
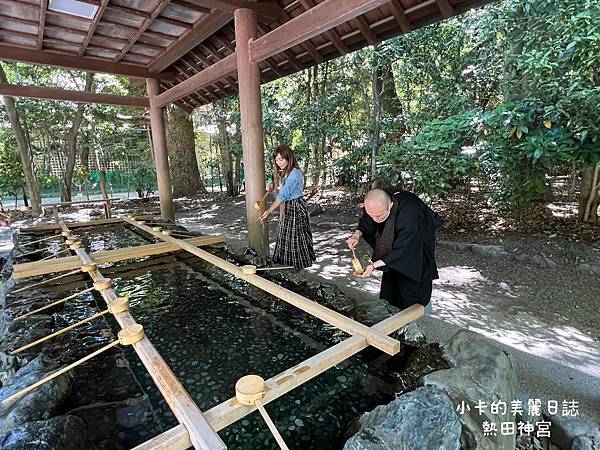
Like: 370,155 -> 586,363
435,0 -> 454,18
179,0 -> 282,21
298,0 -> 349,54
149,10 -> 232,74
0,44 -> 173,79
36,0 -> 46,50
387,0 -> 411,33
114,0 -> 171,63
249,0 -> 390,63
78,0 -> 108,56
201,42 -> 238,86
156,52 -> 236,107
354,15 -> 376,45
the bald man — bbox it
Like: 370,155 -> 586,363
347,188 -> 439,311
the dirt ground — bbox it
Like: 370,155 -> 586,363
3,189 -> 599,423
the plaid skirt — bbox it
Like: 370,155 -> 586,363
273,197 -> 316,269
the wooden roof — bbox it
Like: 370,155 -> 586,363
0,0 -> 492,112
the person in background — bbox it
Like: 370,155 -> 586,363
260,144 -> 315,269
347,188 -> 441,312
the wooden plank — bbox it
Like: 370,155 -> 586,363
60,223 -> 226,450
12,235 -> 225,279
18,215 -> 154,233
179,0 -> 282,21
149,11 -> 232,74
114,0 -> 170,62
124,218 -> 401,355
79,0 -> 109,56
36,0 -> 46,50
0,44 -> 173,79
135,304 -> 424,449
155,53 -> 236,107
0,83 -> 149,107
354,15 -> 376,45
249,0 -> 389,63
132,424 -> 190,450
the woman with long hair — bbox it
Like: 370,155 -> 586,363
260,144 -> 315,269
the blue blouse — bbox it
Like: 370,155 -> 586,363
276,168 -> 304,202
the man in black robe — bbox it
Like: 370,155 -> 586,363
347,188 -> 440,310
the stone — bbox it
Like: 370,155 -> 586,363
343,387 -> 462,450
437,240 -> 472,252
571,436 -> 598,450
423,330 -> 517,450
471,244 -> 509,258
0,415 -> 87,450
307,203 -> 323,217
0,352 -> 19,386
0,356 -> 73,433
395,322 -> 427,347
545,413 -> 600,450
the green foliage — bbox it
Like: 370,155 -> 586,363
379,111 -> 480,196
0,129 -> 25,200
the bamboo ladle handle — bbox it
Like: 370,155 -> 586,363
255,400 -> 290,450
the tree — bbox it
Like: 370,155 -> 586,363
62,72 -> 93,202
0,62 -> 42,216
166,104 -> 207,197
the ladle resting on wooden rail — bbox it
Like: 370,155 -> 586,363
241,264 -> 295,275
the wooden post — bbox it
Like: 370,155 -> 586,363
234,9 -> 269,256
146,78 -> 175,221
52,205 -> 59,223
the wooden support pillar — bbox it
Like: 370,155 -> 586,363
234,8 -> 269,256
146,78 -> 175,221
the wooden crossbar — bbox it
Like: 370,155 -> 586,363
58,223 -> 226,450
123,218 -> 400,356
13,236 -> 225,279
18,215 -> 154,233
133,305 -> 424,449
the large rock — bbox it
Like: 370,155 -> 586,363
343,386 -> 462,450
423,330 -> 517,450
0,356 -> 73,433
546,413 -> 600,450
0,415 -> 87,450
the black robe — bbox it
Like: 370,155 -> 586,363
357,190 -> 439,310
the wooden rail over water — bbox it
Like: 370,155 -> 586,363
12,216 -> 423,449
58,222 -> 226,450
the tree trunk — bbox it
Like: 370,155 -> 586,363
371,61 -> 383,185
216,105 -> 235,196
166,105 -> 207,197
0,63 -> 42,216
579,164 -> 599,223
62,72 -> 93,202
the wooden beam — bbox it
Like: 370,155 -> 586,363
0,44 -> 173,79
388,0 -> 411,33
180,0 -> 282,21
36,0 -> 48,50
60,223 -> 226,450
354,15 -> 376,45
0,82 -> 150,107
435,0 -> 454,18
125,218 -> 401,355
249,0 -> 389,63
79,0 -> 109,56
13,235 -> 224,279
114,0 -> 170,62
133,304 -> 424,449
19,215 -> 154,233
149,11 -> 232,74
298,0 -> 349,54
155,53 -> 236,107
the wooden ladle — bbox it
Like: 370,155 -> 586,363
351,248 -> 364,275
